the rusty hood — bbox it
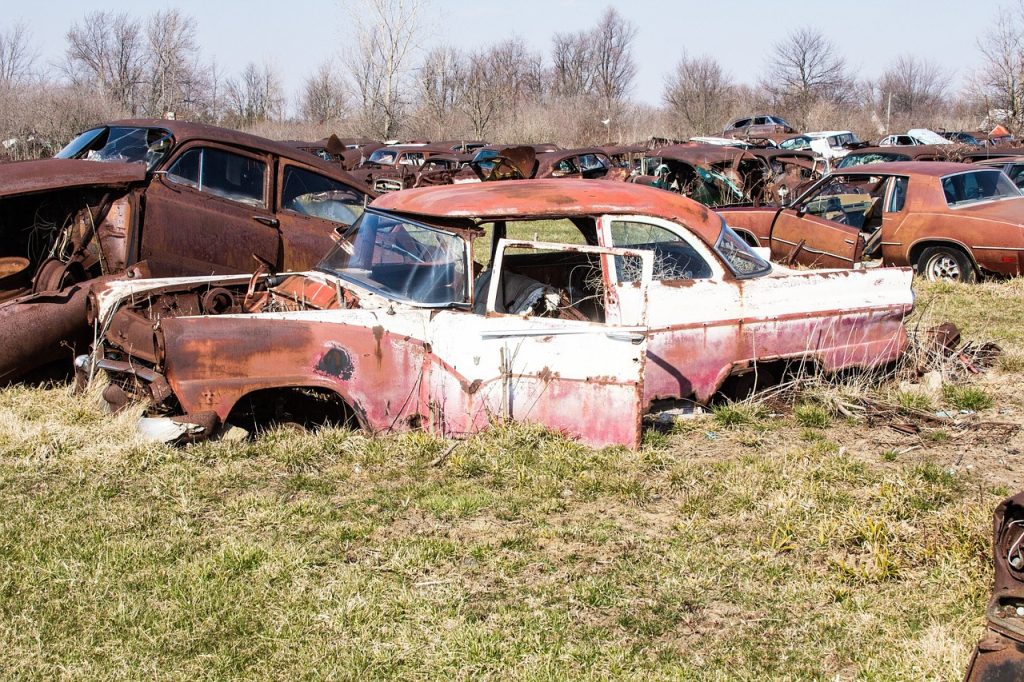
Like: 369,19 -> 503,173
0,158 -> 148,198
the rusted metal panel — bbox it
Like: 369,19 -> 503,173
0,159 -> 146,197
965,492 -> 1024,681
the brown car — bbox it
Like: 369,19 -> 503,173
0,119 -> 373,381
718,161 -> 1024,280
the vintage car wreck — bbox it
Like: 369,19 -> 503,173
633,144 -> 820,207
719,162 -> 1024,280
85,180 -> 913,449
964,491 -> 1024,681
0,119 -> 373,382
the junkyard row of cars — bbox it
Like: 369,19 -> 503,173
1,115 -> 1023,678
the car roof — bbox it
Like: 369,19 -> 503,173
107,118 -> 370,190
371,179 -> 724,245
835,161 -> 976,177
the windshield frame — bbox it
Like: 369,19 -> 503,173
315,208 -> 473,309
55,125 -> 174,171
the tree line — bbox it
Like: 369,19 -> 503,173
1,0 -> 1023,156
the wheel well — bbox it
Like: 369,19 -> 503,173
908,240 -> 977,272
226,386 -> 358,433
713,358 -> 820,403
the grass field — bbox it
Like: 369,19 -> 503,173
0,278 -> 1020,680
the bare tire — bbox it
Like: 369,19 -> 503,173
917,246 -> 976,283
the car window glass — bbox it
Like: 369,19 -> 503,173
887,177 -> 909,212
803,177 -> 877,227
942,170 -> 1020,206
552,158 -> 579,176
610,220 -> 712,281
281,166 -> 365,226
166,147 -> 266,207
399,152 -> 424,166
1008,164 -> 1024,189
754,117 -> 767,125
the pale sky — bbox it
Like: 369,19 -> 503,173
11,0 -> 996,106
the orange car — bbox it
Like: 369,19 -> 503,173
718,161 -> 1024,281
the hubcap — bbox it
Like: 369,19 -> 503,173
926,254 -> 961,281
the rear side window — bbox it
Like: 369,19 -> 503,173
281,166 -> 366,226
166,147 -> 266,207
887,177 -> 909,212
610,220 -> 712,281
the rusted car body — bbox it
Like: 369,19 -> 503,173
281,135 -> 381,169
718,161 -> 1024,280
0,119 -> 372,381
534,149 -> 615,180
349,143 -> 461,192
88,180 -> 912,449
633,145 -> 819,206
964,491 -> 1024,681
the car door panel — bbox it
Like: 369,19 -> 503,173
425,238 -> 653,449
140,143 -> 280,277
275,162 -> 366,271
769,209 -> 864,269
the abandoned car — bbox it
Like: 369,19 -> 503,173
0,119 -> 373,381
633,144 -> 819,207
723,115 -> 796,138
718,162 -> 1024,280
86,180 -> 913,449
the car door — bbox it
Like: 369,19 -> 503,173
599,215 -> 744,404
140,142 -> 280,276
275,162 -> 367,270
426,238 -> 653,449
768,176 -> 865,268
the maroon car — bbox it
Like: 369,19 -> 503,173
0,119 -> 373,381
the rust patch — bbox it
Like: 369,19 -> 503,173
315,346 -> 354,380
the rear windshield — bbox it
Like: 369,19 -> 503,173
941,170 -> 1021,207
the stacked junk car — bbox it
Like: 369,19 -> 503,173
2,23 -> 1024,673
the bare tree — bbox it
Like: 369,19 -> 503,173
878,55 -> 947,121
664,53 -> 736,135
590,7 -> 637,115
300,61 -> 348,124
344,0 -> 426,139
551,30 -> 594,98
976,3 -> 1024,129
762,27 -> 850,127
224,62 -> 284,125
145,9 -> 204,117
65,11 -> 147,114
0,22 -> 38,89
416,46 -> 465,137
460,49 -> 501,138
